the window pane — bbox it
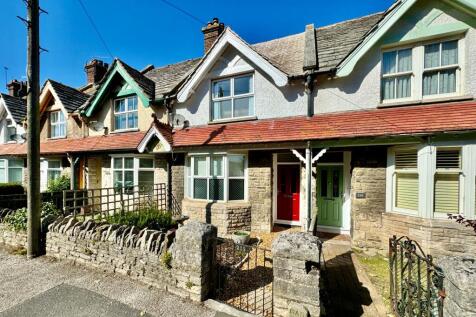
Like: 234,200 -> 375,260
229,155 -> 245,177
47,170 -> 61,182
212,100 -> 232,120
424,43 -> 440,69
115,113 -> 127,130
441,41 -> 458,66
210,156 -> 223,177
115,99 -> 126,113
127,111 -> 138,129
229,179 -> 244,200
9,159 -> 23,168
0,167 -> 5,183
234,97 -> 253,117
212,79 -> 230,98
113,158 -> 123,169
138,171 -> 154,189
193,179 -> 207,199
397,49 -> 412,72
382,51 -> 396,74
127,96 -> 138,111
139,158 -> 154,168
113,171 -> 123,187
209,179 -> 224,200
234,76 -> 252,95
439,69 -> 456,94
124,158 -> 134,169
194,157 -> 207,176
0,160 -> 5,168
332,170 -> 340,198
48,160 -> 61,169
434,173 -> 459,213
50,111 -> 58,123
396,76 -> 411,98
320,169 -> 328,197
124,171 -> 134,187
8,168 -> 22,183
396,173 -> 419,211
423,72 -> 439,96
382,78 -> 395,100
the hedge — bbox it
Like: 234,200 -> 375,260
0,183 -> 24,196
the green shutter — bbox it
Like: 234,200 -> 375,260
396,173 -> 419,211
434,173 -> 460,214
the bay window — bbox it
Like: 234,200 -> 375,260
49,111 -> 66,138
211,74 -> 254,121
112,157 -> 155,192
434,148 -> 461,214
114,96 -> 138,131
0,159 -> 23,184
187,154 -> 247,201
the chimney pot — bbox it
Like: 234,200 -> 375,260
84,59 -> 109,85
201,18 -> 225,53
6,80 -> 28,98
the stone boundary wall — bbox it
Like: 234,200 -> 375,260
46,217 -> 216,301
248,151 -> 273,233
0,224 -> 27,249
272,232 -> 322,317
182,199 -> 251,235
438,256 -> 476,317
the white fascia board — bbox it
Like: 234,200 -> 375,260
336,0 -> 417,78
137,125 -> 171,153
177,28 -> 288,103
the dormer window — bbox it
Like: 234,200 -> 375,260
211,74 -> 254,121
114,96 -> 138,131
423,40 -> 459,97
49,111 -> 66,138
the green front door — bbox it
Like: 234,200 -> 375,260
317,165 -> 343,227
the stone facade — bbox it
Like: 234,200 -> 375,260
46,218 -> 216,301
182,198 -> 251,235
171,155 -> 185,209
0,224 -> 27,249
272,232 -> 322,317
438,256 -> 476,317
248,151 -> 273,232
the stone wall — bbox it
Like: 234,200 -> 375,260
272,232 -> 322,317
0,224 -> 27,249
182,199 -> 251,235
248,151 -> 273,232
46,217 -> 216,301
438,256 -> 476,317
171,155 -> 185,210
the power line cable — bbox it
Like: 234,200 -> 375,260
158,0 -> 206,25
77,0 -> 114,59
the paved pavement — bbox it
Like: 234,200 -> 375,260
0,246 -> 215,317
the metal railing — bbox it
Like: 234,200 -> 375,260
389,236 -> 445,317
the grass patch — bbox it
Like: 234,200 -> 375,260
354,251 -> 393,314
104,208 -> 176,231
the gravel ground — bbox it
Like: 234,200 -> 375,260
0,246 -> 214,317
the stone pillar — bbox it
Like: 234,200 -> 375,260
172,154 -> 185,209
272,232 -> 322,317
248,151 -> 273,232
170,221 -> 217,301
438,256 -> 476,317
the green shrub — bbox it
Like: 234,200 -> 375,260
105,208 -> 175,231
40,201 -> 61,218
0,183 -> 24,196
3,202 -> 61,231
47,175 -> 70,192
161,251 -> 172,269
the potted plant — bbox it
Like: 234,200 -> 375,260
232,230 -> 250,245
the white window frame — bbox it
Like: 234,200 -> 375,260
186,153 -> 248,202
381,47 -> 414,103
110,155 -> 155,192
113,95 -> 139,131
47,159 -> 63,183
49,110 -> 66,139
381,36 -> 464,104
0,158 -> 24,184
210,73 -> 255,122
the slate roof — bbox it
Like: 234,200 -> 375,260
172,101 -> 476,147
144,58 -> 202,98
117,59 -> 156,98
47,80 -> 90,113
0,93 -> 27,124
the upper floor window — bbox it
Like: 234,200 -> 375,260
114,96 -> 138,131
423,40 -> 459,96
382,49 -> 412,101
211,74 -> 254,121
49,111 -> 66,138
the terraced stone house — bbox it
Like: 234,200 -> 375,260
2,0 -> 476,256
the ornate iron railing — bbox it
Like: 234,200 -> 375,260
389,236 -> 445,317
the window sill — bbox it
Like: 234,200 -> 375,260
110,128 -> 140,134
48,136 -> 67,140
208,116 -> 257,125
378,95 -> 474,108
182,197 -> 250,206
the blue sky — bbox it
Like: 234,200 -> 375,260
0,0 -> 394,93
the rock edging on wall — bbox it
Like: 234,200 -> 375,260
46,217 -> 217,301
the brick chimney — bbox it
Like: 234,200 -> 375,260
7,80 -> 28,98
84,59 -> 108,85
202,18 -> 225,53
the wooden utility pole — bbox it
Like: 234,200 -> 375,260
26,0 -> 41,259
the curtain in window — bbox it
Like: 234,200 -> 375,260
423,72 -> 439,96
382,51 -> 396,74
382,78 -> 395,100
441,41 -> 458,66
396,76 -> 411,98
398,49 -> 412,72
439,70 -> 456,94
424,44 -> 440,68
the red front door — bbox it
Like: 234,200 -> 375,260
277,165 -> 300,222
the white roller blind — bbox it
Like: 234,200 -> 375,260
396,173 -> 419,211
434,149 -> 461,214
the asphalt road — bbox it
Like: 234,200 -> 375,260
0,246 -> 215,317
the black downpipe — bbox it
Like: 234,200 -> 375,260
305,74 -> 315,117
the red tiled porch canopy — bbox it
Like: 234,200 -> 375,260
172,101 -> 476,147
